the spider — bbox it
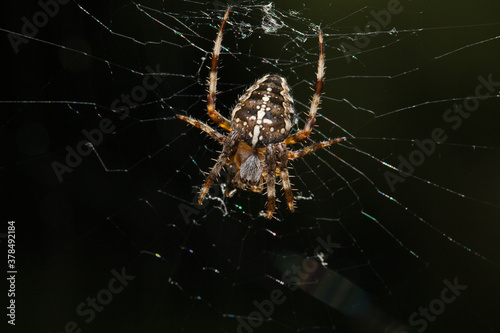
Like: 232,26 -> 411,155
177,7 -> 345,219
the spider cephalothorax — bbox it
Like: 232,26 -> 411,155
177,7 -> 344,218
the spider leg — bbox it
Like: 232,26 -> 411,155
177,115 -> 225,143
287,138 -> 345,160
285,29 -> 325,145
265,144 -> 277,219
207,7 -> 232,132
198,132 -> 239,205
277,144 -> 295,212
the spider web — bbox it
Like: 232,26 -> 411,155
3,1 -> 500,332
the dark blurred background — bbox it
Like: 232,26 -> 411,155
2,1 -> 500,332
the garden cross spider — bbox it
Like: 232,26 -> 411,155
177,7 -> 345,219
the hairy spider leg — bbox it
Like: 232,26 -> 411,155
287,138 -> 346,160
176,115 -> 225,143
265,145 -> 277,218
277,143 -> 295,213
198,132 -> 239,205
285,29 -> 325,144
207,7 -> 232,132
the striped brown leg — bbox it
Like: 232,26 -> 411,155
277,144 -> 295,212
198,131 -> 239,205
207,7 -> 232,132
176,115 -> 225,143
285,29 -> 325,144
265,144 -> 277,219
287,138 -> 345,160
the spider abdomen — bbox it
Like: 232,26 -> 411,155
231,74 -> 294,148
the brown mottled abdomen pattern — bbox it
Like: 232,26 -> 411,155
231,74 -> 294,148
